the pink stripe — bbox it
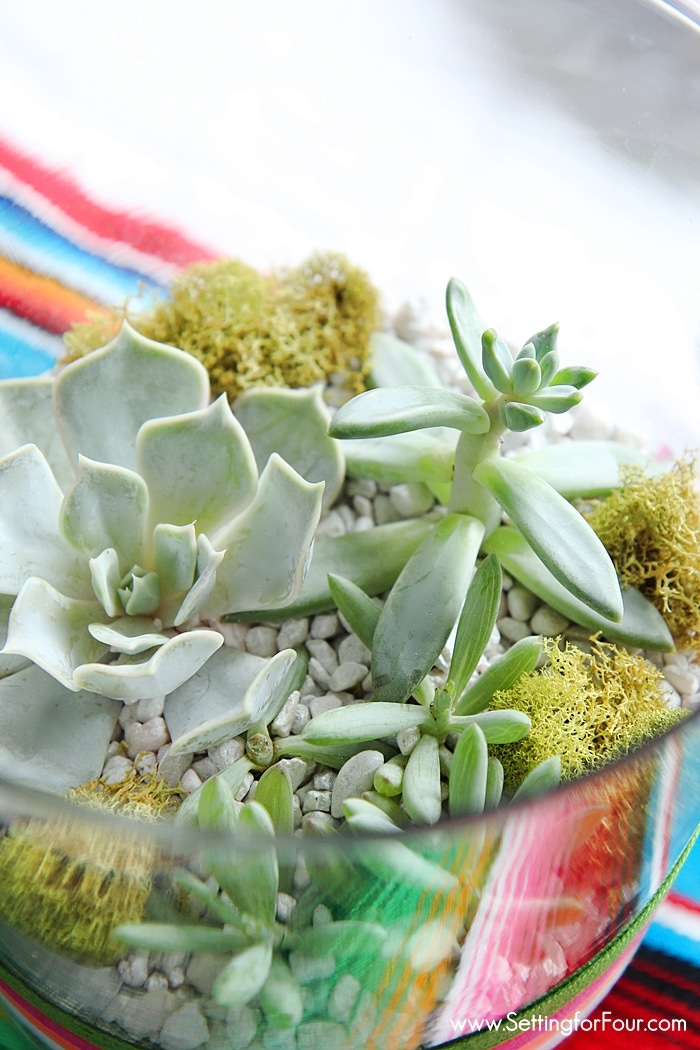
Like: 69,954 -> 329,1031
0,977 -> 100,1050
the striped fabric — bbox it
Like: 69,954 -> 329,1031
0,134 -> 698,1049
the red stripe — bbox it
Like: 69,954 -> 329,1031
0,256 -> 104,332
0,136 -> 217,267
633,952 -> 700,999
667,889 -> 700,916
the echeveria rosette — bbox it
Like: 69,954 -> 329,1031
0,323 -> 324,706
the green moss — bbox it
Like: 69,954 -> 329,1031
489,637 -> 689,796
586,457 -> 700,654
63,252 -> 381,401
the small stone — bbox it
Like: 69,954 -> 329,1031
125,717 -> 169,758
245,626 -> 279,658
336,504 -> 356,531
262,1027 -> 296,1050
134,694 -> 165,721
289,952 -> 335,984
145,972 -> 169,993
192,756 -> 217,781
313,770 -> 336,791
297,1021 -> 348,1050
277,756 -> 314,791
216,621 -> 249,650
530,606 -> 570,636
101,755 -> 133,784
507,585 -> 539,622
300,674 -> 321,699
373,493 -> 401,525
352,494 -> 374,519
158,746 -> 193,787
328,662 -> 368,692
346,477 -> 378,499
235,773 -> 254,801
659,680 -> 681,708
308,694 -> 343,718
311,613 -> 340,639
301,811 -> 338,832
315,510 -> 346,539
159,1002 -> 210,1050
180,768 -> 203,794
306,639 -> 339,674
331,750 -> 385,818
663,665 -> 699,699
308,658 -> 331,689
118,951 -> 150,988
208,737 -> 245,770
497,616 -> 532,643
302,789 -> 332,813
396,726 -> 421,755
328,973 -> 361,1023
277,617 -> 309,649
313,904 -> 333,926
135,751 -> 157,776
293,853 -> 311,889
338,635 -> 371,665
225,1006 -> 260,1050
276,892 -> 297,923
292,794 -> 302,828
118,704 -> 141,729
291,704 -> 310,733
389,482 -> 434,518
186,953 -> 227,995
271,691 -> 300,738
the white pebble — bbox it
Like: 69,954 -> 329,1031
389,482 -> 434,518
145,972 -> 169,993
135,751 -> 156,776
192,756 -> 218,781
208,737 -> 245,770
291,704 -> 310,733
396,726 -> 421,755
311,613 -> 339,639
277,757 -> 314,790
271,691 -> 300,738
157,746 -> 193,787
346,478 -> 377,499
507,586 -> 539,622
338,635 -> 371,665
225,1006 -> 259,1050
119,704 -> 141,729
328,662 -> 368,692
245,626 -> 279,658
179,768 -> 203,794
308,694 -> 343,718
216,621 -> 249,650
276,892 -> 297,923
118,951 -> 150,988
125,717 -> 170,758
186,954 -> 227,996
530,606 -> 570,636
308,658 -> 331,689
354,514 -> 376,532
235,773 -> 254,801
134,694 -> 165,721
328,973 -> 361,1023
306,639 -> 339,675
497,617 -> 532,643
101,755 -> 133,784
373,494 -> 401,525
663,666 -> 699,699
659,680 -> 681,708
352,495 -> 374,518
315,510 -> 347,539
159,1002 -> 210,1050
302,790 -> 332,813
331,750 -> 385,818
277,618 -> 309,649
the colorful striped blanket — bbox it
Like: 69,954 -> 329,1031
0,135 -> 698,1049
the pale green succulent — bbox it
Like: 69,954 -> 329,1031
0,324 -> 324,791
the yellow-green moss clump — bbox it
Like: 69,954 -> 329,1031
63,252 -> 381,401
490,637 -> 689,796
586,458 -> 700,654
0,770 -> 178,963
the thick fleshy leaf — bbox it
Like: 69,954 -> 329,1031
0,445 -> 91,598
512,440 -> 648,498
372,514 -> 484,703
89,547 -> 122,617
173,534 -> 225,627
451,709 -> 531,743
342,430 -> 456,486
2,578 -> 108,690
153,522 -> 198,597
238,518 -> 433,621
449,723 -> 488,818
137,395 -> 258,537
402,734 -> 442,825
0,595 -> 31,678
455,636 -> 543,716
473,456 -> 623,622
212,944 -> 273,1009
114,923 -> 251,955
72,629 -> 223,701
445,278 -> 495,403
258,958 -> 305,1030
511,357 -> 541,398
88,617 -> 171,655
60,455 -> 148,566
510,756 -> 562,803
54,322 -> 210,472
0,376 -> 73,490
527,385 -> 582,414
447,554 -> 502,700
499,402 -> 545,433
206,454 -> 323,616
368,330 -> 443,388
166,648 -> 298,755
303,702 -> 430,745
0,664 -> 119,793
483,525 -> 674,650
327,573 -> 380,650
234,385 -> 344,509
329,386 -> 490,439
481,329 -> 513,395
255,765 -> 295,837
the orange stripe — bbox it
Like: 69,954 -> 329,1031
0,255 -> 106,333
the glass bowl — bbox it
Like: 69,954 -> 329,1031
1,2 -> 699,1049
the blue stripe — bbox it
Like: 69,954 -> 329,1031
0,328 -> 54,378
0,196 -> 167,302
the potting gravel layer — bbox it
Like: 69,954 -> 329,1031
10,301 -> 700,1050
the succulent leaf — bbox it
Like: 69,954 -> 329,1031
173,534 -> 225,627
327,573 -> 380,650
212,944 -> 274,1008
455,635 -> 543,716
445,277 -> 496,402
0,377 -> 73,490
206,454 -> 323,615
526,322 -> 559,362
402,734 -> 443,825
512,440 -> 648,499
329,386 -> 490,439
54,322 -> 210,472
510,755 -> 562,803
115,922 -> 251,956
369,330 -> 444,388
485,756 -> 505,809
72,629 -> 223,702
234,385 -> 345,509
527,385 -> 583,414
447,553 -> 502,700
88,617 -> 170,654
537,349 -> 560,388
0,444 -> 91,598
481,329 -> 513,395
550,365 -> 597,390
449,723 -> 488,818
473,456 -> 624,622
60,456 -> 148,569
341,430 -> 456,486
303,702 -> 431,745
453,709 -> 531,743
372,514 -> 484,703
511,357 -> 541,398
499,402 -> 545,432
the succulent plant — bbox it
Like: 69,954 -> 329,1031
0,323 -> 323,791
